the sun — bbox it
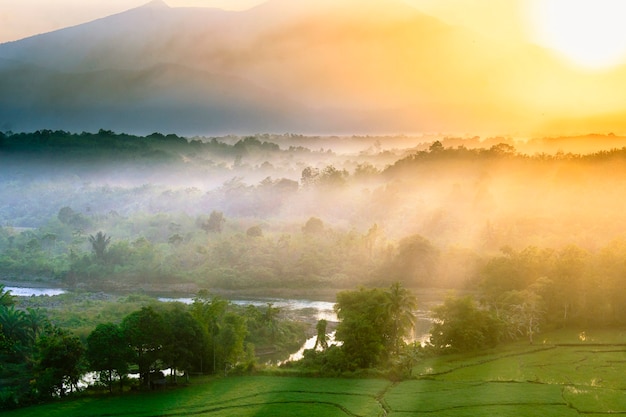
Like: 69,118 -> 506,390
529,0 -> 626,70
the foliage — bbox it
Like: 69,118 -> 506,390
429,295 -> 502,353
86,323 -> 132,393
200,211 -> 225,234
302,217 -> 324,235
335,287 -> 391,369
161,303 -> 206,380
88,231 -> 111,263
0,285 -> 15,307
34,326 -> 84,398
313,319 -> 328,351
334,283 -> 417,369
375,234 -> 439,286
386,281 -> 418,355
120,306 -> 166,386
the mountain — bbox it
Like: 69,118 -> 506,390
0,0 -> 614,135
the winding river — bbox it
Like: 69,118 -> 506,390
7,286 -> 437,355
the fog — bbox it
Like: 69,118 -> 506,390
2,131 -> 626,291
4,1 -> 626,136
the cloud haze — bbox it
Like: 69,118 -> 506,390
1,0 -> 626,135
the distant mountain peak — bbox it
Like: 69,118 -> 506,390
142,0 -> 170,9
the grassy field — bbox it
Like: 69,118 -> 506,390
5,329 -> 626,417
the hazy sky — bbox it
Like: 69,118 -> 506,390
0,1 -> 260,44
4,0 -> 626,70
3,0 -> 626,135
0,0 -> 527,45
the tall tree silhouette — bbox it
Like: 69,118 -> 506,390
88,231 -> 111,262
385,282 -> 417,355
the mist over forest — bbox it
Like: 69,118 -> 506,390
3,130 -> 626,299
5,129 -> 626,411
5,1 -> 626,413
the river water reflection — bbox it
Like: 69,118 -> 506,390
158,296 -> 338,322
5,286 -> 66,297
9,286 -> 437,354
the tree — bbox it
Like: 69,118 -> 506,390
23,308 -> 49,345
313,319 -> 328,351
215,313 -> 247,373
0,306 -> 28,356
300,166 -> 319,187
161,303 -> 205,382
201,211 -> 225,234
121,306 -> 165,387
429,140 -> 444,153
0,284 -> 14,307
263,302 -> 281,343
363,223 -> 381,259
502,289 -> 545,344
318,165 -> 349,188
191,292 -> 228,373
35,326 -> 84,398
88,231 -> 111,262
302,217 -> 324,235
246,226 -> 263,237
57,206 -> 89,228
86,323 -> 132,393
429,295 -> 501,353
333,284 -> 417,370
385,282 -> 417,355
380,234 -> 439,286
335,287 -> 391,368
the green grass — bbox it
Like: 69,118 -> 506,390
4,377 -> 388,417
5,329 -> 626,417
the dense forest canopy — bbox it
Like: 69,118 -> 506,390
3,130 -> 626,293
1,130 -> 626,322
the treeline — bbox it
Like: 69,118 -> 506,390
0,129 -> 280,161
291,241 -> 626,377
0,281 -> 425,407
0,287 -> 304,408
6,130 -> 626,174
6,131 -> 626,252
0,204 -> 445,290
424,242 -> 626,357
7,204 -> 626,314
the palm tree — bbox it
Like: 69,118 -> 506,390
385,282 -> 418,356
313,319 -> 328,351
0,284 -> 15,307
24,308 -> 49,342
88,231 -> 111,262
264,303 -> 280,343
0,306 -> 28,347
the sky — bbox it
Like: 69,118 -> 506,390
3,0 -> 626,135
1,0 -> 525,45
3,0 -> 626,70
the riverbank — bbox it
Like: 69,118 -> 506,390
1,277 -> 342,302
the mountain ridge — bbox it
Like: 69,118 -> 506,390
0,0 -> 616,135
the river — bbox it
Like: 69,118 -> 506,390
5,286 -> 67,297
7,285 -> 439,354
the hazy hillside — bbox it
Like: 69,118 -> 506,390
0,0 -> 592,136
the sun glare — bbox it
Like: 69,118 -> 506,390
530,0 -> 626,70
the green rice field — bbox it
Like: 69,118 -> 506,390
5,329 -> 626,417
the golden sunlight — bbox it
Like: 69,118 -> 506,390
529,0 -> 626,70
